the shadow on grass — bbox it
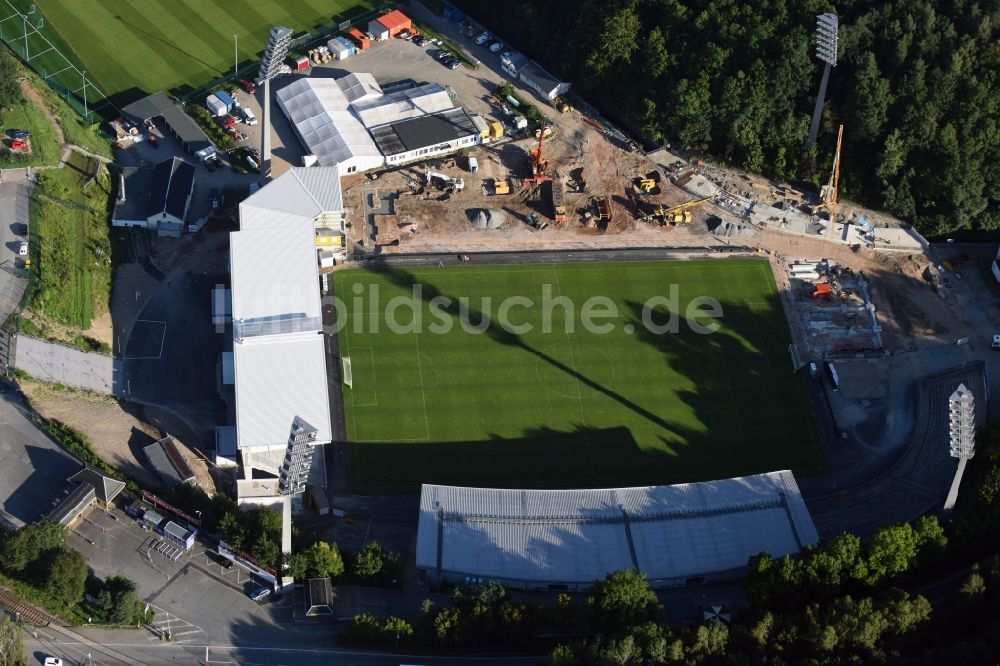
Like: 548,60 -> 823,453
344,261 -> 825,494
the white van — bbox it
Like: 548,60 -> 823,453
18,241 -> 28,256
467,156 -> 478,173
241,108 -> 258,126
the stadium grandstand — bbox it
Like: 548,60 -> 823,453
416,471 -> 818,590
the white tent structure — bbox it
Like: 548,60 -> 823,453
417,470 -> 819,590
275,78 -> 384,174
352,83 -> 454,128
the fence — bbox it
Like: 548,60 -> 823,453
177,3 -> 393,105
0,0 -> 115,122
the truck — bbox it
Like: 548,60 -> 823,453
551,177 -> 566,223
241,107 -> 258,126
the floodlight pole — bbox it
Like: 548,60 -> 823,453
233,32 -> 239,75
82,70 -> 88,119
807,13 -> 839,149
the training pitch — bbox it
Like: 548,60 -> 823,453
336,259 -> 823,494
30,0 -> 376,99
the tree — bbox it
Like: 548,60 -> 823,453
585,3 -> 641,76
0,614 -> 27,666
0,522 -> 66,574
44,547 -> 87,606
0,48 -> 20,110
354,541 -> 385,578
288,541 -> 344,580
97,576 -> 146,625
587,569 -> 661,630
852,52 -> 892,141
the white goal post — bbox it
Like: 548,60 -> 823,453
342,356 -> 353,388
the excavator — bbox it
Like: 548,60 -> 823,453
642,195 -> 714,225
526,126 -> 551,179
814,124 -> 843,217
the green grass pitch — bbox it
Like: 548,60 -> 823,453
29,0 -> 376,99
335,259 -> 824,494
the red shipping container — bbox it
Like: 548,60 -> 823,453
347,28 -> 370,50
291,55 -> 310,71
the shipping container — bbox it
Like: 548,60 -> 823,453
347,28 -> 370,50
215,90 -> 235,110
291,55 -> 310,71
328,35 -> 356,60
205,94 -> 228,117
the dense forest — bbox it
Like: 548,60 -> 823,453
453,0 -> 1000,237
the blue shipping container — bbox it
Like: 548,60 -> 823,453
215,90 -> 235,111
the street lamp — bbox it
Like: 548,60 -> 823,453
807,13 -> 839,148
233,32 -> 239,75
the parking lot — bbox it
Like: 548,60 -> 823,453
70,499 -> 287,642
231,11 -> 562,178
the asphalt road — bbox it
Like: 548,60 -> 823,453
0,174 -> 30,321
25,632 -> 543,665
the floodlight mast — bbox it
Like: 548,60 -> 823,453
807,13 -> 839,148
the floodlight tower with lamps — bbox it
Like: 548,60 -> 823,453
807,12 -> 839,148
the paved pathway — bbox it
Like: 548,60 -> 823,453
13,334 -> 119,395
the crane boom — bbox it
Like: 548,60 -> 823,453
818,124 -> 844,213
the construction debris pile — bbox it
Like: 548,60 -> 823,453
469,209 -> 506,230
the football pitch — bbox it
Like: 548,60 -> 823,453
336,259 -> 824,494
27,0 -> 376,99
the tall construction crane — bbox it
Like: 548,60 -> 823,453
816,124 -> 844,215
526,126 -> 551,180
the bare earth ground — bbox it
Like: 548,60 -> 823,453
20,362 -> 215,494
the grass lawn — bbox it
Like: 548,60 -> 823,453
29,0 -> 378,100
28,156 -> 111,329
336,259 -> 824,494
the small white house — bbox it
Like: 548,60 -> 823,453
113,157 -> 196,238
518,60 -> 571,101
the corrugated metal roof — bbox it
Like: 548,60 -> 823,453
417,471 -> 818,585
375,9 -> 411,32
338,72 -> 382,104
519,61 -> 565,95
371,108 -> 478,157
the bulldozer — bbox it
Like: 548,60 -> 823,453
493,178 -> 510,195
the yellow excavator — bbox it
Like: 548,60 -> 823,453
645,195 -> 714,225
815,124 -> 843,216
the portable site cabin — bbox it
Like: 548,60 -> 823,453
291,55 -> 310,71
367,18 -> 390,41
347,28 -> 370,50
216,90 -> 236,112
206,94 -> 228,117
328,35 -> 355,60
372,9 -> 412,38
518,60 -> 571,101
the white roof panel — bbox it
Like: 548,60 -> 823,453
353,83 -> 454,128
229,222 -> 320,324
233,334 -> 331,450
417,471 -> 818,586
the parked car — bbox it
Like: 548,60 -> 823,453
209,188 -> 219,210
43,658 -> 64,666
220,115 -> 236,129
241,79 -> 256,94
396,29 -> 412,40
489,42 -> 504,53
436,50 -> 452,61
412,35 -> 428,46
475,31 -> 491,45
18,241 -> 28,256
248,586 -> 269,602
8,129 -> 30,139
205,156 -> 220,172
447,59 -> 460,69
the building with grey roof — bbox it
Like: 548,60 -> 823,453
144,436 -> 196,487
68,468 -> 125,506
305,577 -> 335,616
113,157 -> 196,237
417,471 -> 819,590
122,91 -> 215,159
371,108 -> 480,166
518,61 -> 570,101
45,482 -> 96,527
